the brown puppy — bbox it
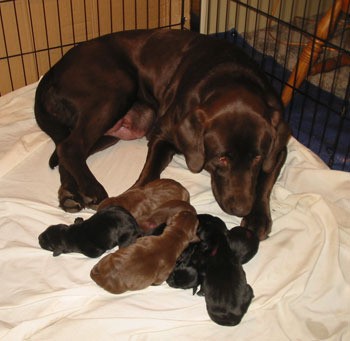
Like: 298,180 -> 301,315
98,178 -> 189,231
35,29 -> 290,240
90,200 -> 198,294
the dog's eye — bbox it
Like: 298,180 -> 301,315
218,156 -> 229,166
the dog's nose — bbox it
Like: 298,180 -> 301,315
232,206 -> 251,217
222,201 -> 252,217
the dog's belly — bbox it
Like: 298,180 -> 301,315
105,102 -> 155,140
105,118 -> 142,140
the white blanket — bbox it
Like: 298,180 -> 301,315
0,82 -> 349,340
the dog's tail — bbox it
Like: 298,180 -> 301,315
34,71 -> 73,169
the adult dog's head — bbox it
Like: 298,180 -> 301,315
176,84 -> 290,217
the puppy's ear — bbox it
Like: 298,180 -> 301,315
263,99 -> 291,173
53,250 -> 62,257
176,109 -> 207,173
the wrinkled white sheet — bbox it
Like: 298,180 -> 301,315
0,82 -> 349,340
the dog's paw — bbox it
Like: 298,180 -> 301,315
58,187 -> 85,212
80,184 -> 108,210
80,194 -> 107,210
241,212 -> 271,241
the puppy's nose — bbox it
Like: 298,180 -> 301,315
38,233 -> 49,248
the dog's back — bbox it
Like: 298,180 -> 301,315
34,29 -> 198,145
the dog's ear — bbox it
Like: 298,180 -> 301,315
262,97 -> 291,173
176,109 -> 207,173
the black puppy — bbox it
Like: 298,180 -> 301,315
166,214 -> 228,293
38,206 -> 142,257
167,214 -> 255,326
167,215 -> 259,291
201,229 -> 254,326
166,242 -> 203,293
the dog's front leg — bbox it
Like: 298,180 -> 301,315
241,147 -> 287,240
133,137 -> 176,187
58,164 -> 86,212
57,130 -> 112,211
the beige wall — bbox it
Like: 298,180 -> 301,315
0,0 -> 188,95
200,0 -> 334,34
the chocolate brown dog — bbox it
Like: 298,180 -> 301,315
34,29 -> 290,240
90,200 -> 198,294
38,206 -> 141,257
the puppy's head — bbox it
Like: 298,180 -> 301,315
206,281 -> 254,326
227,226 -> 259,264
167,267 -> 200,292
197,214 -> 227,237
90,252 -> 120,293
204,246 -> 254,326
196,214 -> 228,256
176,85 -> 289,217
167,215 -> 228,292
38,224 -> 69,256
166,242 -> 201,291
